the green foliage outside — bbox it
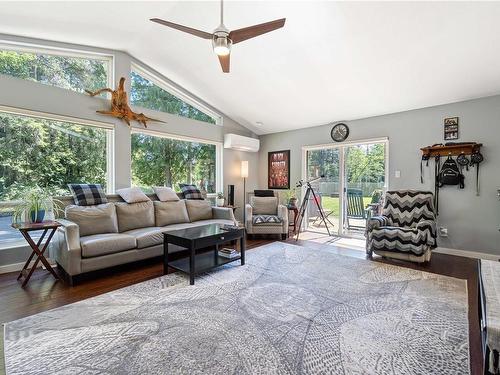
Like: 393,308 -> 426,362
0,50 -> 111,202
345,144 -> 385,184
130,71 -> 215,124
307,143 -> 385,184
131,134 -> 216,193
129,71 -> 218,193
0,49 -> 108,95
0,112 -> 108,200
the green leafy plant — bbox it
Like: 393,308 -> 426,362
370,189 -> 383,204
217,192 -> 224,199
11,187 -> 62,223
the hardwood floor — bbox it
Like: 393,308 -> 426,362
0,236 -> 482,375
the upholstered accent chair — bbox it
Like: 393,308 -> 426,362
245,195 -> 288,239
365,190 -> 437,263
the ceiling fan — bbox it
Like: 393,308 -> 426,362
150,0 -> 285,73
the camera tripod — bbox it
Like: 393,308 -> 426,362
295,176 -> 332,241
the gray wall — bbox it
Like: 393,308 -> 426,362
259,95 -> 500,255
0,34 -> 258,269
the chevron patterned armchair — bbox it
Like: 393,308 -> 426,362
365,190 -> 437,263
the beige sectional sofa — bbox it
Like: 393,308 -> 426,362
50,194 -> 236,284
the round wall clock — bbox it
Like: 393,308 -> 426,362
330,123 -> 349,142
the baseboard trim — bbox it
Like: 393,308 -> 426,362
434,247 -> 500,261
0,260 -> 56,275
0,261 -> 29,274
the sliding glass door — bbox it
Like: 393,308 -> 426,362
343,142 -> 386,236
305,148 -> 342,235
304,139 -> 387,238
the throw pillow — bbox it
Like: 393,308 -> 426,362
254,190 -> 274,197
179,184 -> 204,200
253,214 -> 283,225
65,203 -> 118,237
153,186 -> 180,202
68,184 -> 108,206
185,199 -> 213,222
116,187 -> 150,203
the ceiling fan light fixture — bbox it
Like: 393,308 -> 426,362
212,36 -> 232,56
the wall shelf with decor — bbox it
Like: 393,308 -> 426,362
420,142 -> 482,157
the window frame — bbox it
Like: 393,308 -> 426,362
131,128 -> 223,196
130,63 -> 222,126
0,40 -> 114,94
0,104 -> 116,194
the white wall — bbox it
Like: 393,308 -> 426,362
0,34 -> 258,268
258,95 -> 500,256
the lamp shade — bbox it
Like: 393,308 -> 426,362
241,160 -> 249,178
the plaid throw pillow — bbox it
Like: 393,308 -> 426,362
68,184 -> 108,206
179,184 -> 204,200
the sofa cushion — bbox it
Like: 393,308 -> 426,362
253,214 -> 283,225
154,200 -> 189,226
80,233 -> 136,258
250,196 -> 278,215
65,203 -> 118,237
185,199 -> 213,222
115,201 -> 155,232
153,187 -> 180,202
116,187 -> 150,203
124,227 -> 164,249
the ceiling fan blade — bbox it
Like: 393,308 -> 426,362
150,18 -> 213,39
229,18 -> 286,44
218,54 -> 230,73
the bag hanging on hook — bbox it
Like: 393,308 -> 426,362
438,155 -> 465,189
470,150 -> 484,196
420,153 -> 430,184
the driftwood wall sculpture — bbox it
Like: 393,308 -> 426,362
85,77 -> 163,128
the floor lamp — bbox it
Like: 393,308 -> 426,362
241,161 -> 248,224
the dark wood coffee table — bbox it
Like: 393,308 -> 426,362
163,224 -> 245,285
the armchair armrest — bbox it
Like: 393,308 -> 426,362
245,204 -> 253,222
416,219 -> 438,247
366,215 -> 392,233
212,207 -> 237,224
277,204 -> 289,228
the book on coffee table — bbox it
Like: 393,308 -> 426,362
218,248 -> 240,259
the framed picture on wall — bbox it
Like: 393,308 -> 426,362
444,117 -> 459,140
268,150 -> 290,189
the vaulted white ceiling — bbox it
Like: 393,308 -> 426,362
1,1 -> 500,135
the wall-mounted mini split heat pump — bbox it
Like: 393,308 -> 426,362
223,133 -> 260,152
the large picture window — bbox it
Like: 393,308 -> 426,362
0,110 -> 112,245
130,68 -> 218,125
131,132 -> 219,194
0,46 -> 111,95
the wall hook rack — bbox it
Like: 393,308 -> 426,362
420,142 -> 482,158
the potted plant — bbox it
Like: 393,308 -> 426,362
216,192 -> 225,207
11,187 -> 61,224
282,188 -> 298,207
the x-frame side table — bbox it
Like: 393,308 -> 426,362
12,221 -> 61,287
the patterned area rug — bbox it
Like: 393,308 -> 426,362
4,242 -> 469,374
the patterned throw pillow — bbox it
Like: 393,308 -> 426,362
252,215 -> 283,225
179,184 -> 204,200
68,184 -> 108,206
